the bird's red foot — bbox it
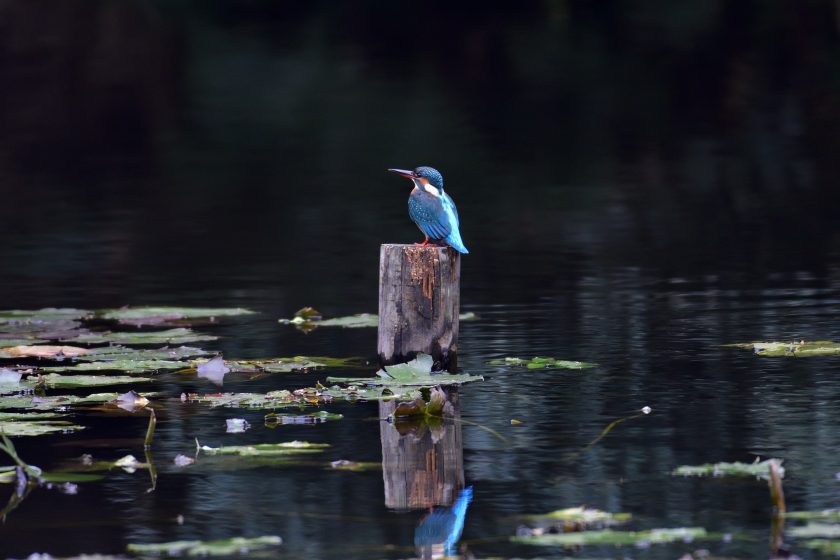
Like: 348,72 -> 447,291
415,236 -> 431,247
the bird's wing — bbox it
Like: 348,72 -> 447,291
409,192 -> 452,239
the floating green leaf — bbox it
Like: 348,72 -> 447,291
35,373 -> 154,388
98,306 -> 255,326
786,510 -> 840,521
798,539 -> 840,554
488,356 -> 597,369
192,355 -> 363,374
78,345 -> 211,362
0,308 -> 91,322
326,353 -> 482,387
39,360 -> 186,374
62,328 -> 217,345
511,527 -> 708,547
788,523 -> 840,538
182,390 -> 298,409
672,459 -> 784,480
0,345 -> 92,359
0,339 -> 47,349
522,507 -> 633,524
279,310 -> 476,329
0,419 -> 84,437
127,536 -> 282,557
197,440 -> 329,457
0,392 -> 153,411
725,340 -> 840,357
265,410 -> 343,425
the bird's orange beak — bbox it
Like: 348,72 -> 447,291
387,168 -> 416,179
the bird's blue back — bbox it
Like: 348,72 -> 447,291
408,189 -> 469,254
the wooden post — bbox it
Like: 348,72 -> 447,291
378,244 -> 461,371
379,388 -> 464,511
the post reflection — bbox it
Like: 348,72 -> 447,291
379,387 -> 470,558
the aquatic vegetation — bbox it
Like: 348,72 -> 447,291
487,356 -> 597,369
62,328 -> 218,345
327,353 -> 483,387
264,410 -> 343,425
191,355 -> 363,374
788,523 -> 840,538
196,356 -> 229,385
77,345 -> 211,362
126,536 -> 282,556
196,440 -> 329,457
0,416 -> 84,437
725,340 -> 840,357
0,308 -> 91,322
0,345 -> 92,358
181,390 -> 299,409
32,374 -> 153,389
786,509 -> 840,521
0,391 -> 152,411
279,308 -> 477,330
672,459 -> 784,480
521,506 -> 633,525
38,360 -> 187,374
389,386 -> 447,419
511,527 -> 708,546
97,306 -> 255,326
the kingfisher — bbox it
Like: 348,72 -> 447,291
387,166 -> 469,254
414,486 -> 473,558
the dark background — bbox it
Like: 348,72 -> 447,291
2,2 -> 840,559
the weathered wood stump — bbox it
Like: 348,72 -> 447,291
379,388 -> 464,511
377,244 -> 461,371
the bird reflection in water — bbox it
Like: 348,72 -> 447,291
414,485 -> 473,559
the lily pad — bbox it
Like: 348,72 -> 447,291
39,360 -> 188,374
488,356 -> 597,369
0,392 -> 153,411
0,339 -> 48,349
127,536 -> 282,557
522,507 -> 633,524
672,459 -> 784,479
31,373 -> 153,389
0,345 -> 92,359
98,306 -> 255,326
62,328 -> 217,346
0,419 -> 84,437
786,510 -> 840,521
788,523 -> 840,538
327,353 -> 482,388
197,440 -> 329,457
0,308 -> 91,322
264,410 -> 343,425
511,527 -> 708,547
279,310 -> 477,329
725,340 -> 840,357
798,539 -> 840,554
182,390 -> 299,409
76,345 -> 211,362
192,356 -> 361,374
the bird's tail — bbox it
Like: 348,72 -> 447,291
451,486 -> 473,520
445,228 -> 469,254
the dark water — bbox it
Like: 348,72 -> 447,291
3,1 -> 840,558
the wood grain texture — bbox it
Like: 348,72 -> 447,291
377,244 -> 461,371
379,389 -> 464,510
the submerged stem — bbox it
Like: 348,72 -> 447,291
144,409 -> 156,449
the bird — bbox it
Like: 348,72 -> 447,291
387,166 -> 469,254
414,486 -> 473,558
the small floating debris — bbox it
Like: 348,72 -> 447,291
264,411 -> 343,425
329,460 -> 381,471
672,458 -> 784,480
225,418 -> 250,433
173,455 -> 195,467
